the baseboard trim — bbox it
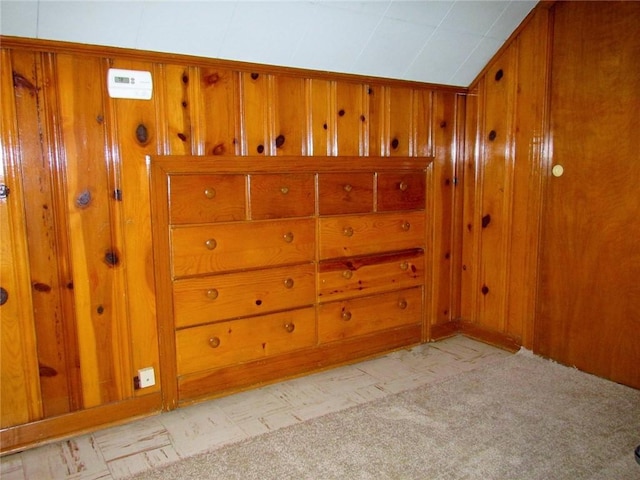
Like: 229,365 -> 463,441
431,320 -> 521,353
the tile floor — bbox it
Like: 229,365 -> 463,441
0,335 -> 511,480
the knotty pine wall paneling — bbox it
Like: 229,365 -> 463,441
460,6 -> 550,349
0,35 -> 464,452
0,49 -> 42,428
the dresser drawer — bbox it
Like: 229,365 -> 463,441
250,174 -> 315,219
318,173 -> 374,215
176,307 -> 317,375
318,287 -> 422,343
377,172 -> 425,212
168,174 -> 246,224
171,218 -> 315,277
173,263 -> 316,328
319,211 -> 425,259
318,250 -> 424,302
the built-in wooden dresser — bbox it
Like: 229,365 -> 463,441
149,156 -> 431,409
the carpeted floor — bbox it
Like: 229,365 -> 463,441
129,350 -> 640,479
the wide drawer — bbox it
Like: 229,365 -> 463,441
318,173 -> 374,215
171,218 -> 315,277
250,173 -> 315,219
168,174 -> 246,224
173,263 -> 316,328
318,250 -> 424,303
318,287 -> 422,343
377,172 -> 425,212
176,307 -> 317,375
318,211 -> 425,259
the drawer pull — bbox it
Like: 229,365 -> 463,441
280,186 -> 289,195
284,322 -> 296,333
208,336 -> 221,348
206,289 -> 219,300
283,278 -> 294,289
342,270 -> 353,280
341,310 -> 352,321
342,226 -> 354,237
399,181 -> 409,192
343,184 -> 353,193
204,188 -> 216,199
283,232 -> 294,243
401,221 -> 411,231
399,261 -> 409,271
205,238 -> 217,250
398,299 -> 408,310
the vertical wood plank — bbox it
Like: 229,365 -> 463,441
476,44 -> 517,333
388,86 -> 413,157
10,50 -> 80,417
335,81 -> 364,156
414,89 -> 433,158
240,71 -> 269,156
195,66 -> 238,156
307,79 -> 332,156
57,53 -> 132,407
108,58 -> 161,399
272,76 -> 306,156
366,84 -> 383,157
0,49 -> 43,427
160,65 -> 192,155
429,91 -> 458,328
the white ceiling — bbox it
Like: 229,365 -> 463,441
0,1 -> 537,87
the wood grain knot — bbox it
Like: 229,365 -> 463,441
182,73 -> 189,84
275,134 -> 285,148
136,124 -> 149,144
440,121 -> 447,128
12,72 -> 38,93
338,109 -> 345,117
482,214 -> 491,228
488,130 -> 497,141
177,132 -> 187,141
104,250 -> 120,266
212,143 -> 225,155
33,283 -> 52,293
495,69 -> 504,81
257,144 -> 265,154
481,285 -> 489,295
75,190 -> 92,208
251,73 -> 260,80
204,72 -> 220,85
391,138 -> 399,149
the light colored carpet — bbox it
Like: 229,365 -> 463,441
129,350 -> 640,479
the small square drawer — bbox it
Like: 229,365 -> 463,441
250,174 -> 315,219
168,174 -> 246,224
377,172 -> 425,211
319,211 -> 425,260
318,250 -> 424,303
318,173 -> 374,215
171,218 -> 315,277
318,287 -> 422,343
173,263 -> 316,328
176,307 -> 317,375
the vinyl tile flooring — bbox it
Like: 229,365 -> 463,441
1,335 -> 511,480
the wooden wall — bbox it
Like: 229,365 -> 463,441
459,6 -> 550,349
0,36 -> 464,450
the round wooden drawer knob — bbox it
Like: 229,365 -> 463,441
284,322 -> 295,333
343,184 -> 353,193
341,310 -> 352,321
398,299 -> 408,310
342,226 -> 354,237
399,261 -> 409,271
401,221 -> 411,231
342,270 -> 353,279
204,188 -> 216,199
283,278 -> 294,289
205,238 -> 217,250
206,289 -> 219,300
283,232 -> 294,243
280,186 -> 289,195
399,181 -> 408,192
209,336 -> 221,348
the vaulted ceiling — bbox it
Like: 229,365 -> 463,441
0,1 -> 537,87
